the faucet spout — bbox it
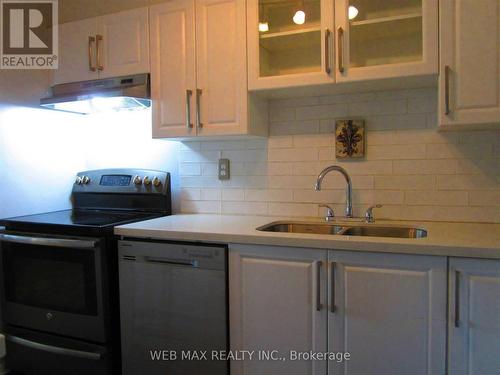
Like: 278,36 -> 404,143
315,165 -> 353,218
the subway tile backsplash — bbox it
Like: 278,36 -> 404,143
179,88 -> 500,223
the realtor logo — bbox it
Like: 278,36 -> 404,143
1,0 -> 58,69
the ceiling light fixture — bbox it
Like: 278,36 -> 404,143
258,3 -> 269,32
348,5 -> 359,20
293,10 -> 306,25
293,0 -> 306,25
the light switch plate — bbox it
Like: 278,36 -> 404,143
218,158 -> 230,180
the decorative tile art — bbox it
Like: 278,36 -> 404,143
335,119 -> 365,159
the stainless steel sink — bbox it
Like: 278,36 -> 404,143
341,226 -> 427,238
257,221 -> 427,239
256,222 -> 345,235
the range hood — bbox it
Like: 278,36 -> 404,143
40,73 -> 151,115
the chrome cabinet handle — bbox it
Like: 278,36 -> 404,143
88,36 -> 96,71
330,262 -> 336,313
445,65 -> 451,115
196,89 -> 203,129
96,34 -> 103,71
325,29 -> 331,74
338,27 -> 345,73
455,270 -> 460,328
316,261 -> 323,311
6,336 -> 102,360
186,89 -> 193,129
0,233 -> 97,249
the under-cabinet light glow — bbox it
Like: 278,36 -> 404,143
41,96 -> 151,115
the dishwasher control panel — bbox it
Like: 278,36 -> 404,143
118,240 -> 227,271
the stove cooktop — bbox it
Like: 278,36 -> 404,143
1,209 -> 164,236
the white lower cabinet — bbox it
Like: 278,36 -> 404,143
229,244 -> 327,375
448,258 -> 500,375
229,244 -> 447,375
328,250 -> 447,375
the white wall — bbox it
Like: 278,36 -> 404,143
80,109 -> 180,212
0,105 -> 87,217
0,106 -> 180,219
178,88 -> 500,223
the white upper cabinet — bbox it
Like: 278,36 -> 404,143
52,8 -> 150,85
152,0 -> 266,139
334,0 -> 438,82
439,0 -> 500,129
448,258 -> 500,375
247,0 -> 335,90
328,250 -> 447,375
54,18 -> 99,84
195,0 -> 248,136
229,244 -> 327,375
150,0 -> 197,138
247,0 -> 437,90
98,8 -> 150,79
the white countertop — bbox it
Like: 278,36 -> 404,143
115,214 -> 500,259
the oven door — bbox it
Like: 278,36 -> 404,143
0,231 -> 107,343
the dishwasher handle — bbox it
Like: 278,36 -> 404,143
145,256 -> 198,268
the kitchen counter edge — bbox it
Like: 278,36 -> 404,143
114,214 -> 500,259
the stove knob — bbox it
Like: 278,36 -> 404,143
82,176 -> 91,185
152,177 -> 162,187
143,176 -> 151,186
133,175 -> 142,185
75,176 -> 82,185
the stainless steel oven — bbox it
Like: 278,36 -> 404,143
0,232 -> 108,343
0,168 -> 172,375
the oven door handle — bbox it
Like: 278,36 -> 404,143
0,233 -> 97,249
6,335 -> 103,360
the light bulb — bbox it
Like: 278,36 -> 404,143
348,5 -> 359,20
258,22 -> 269,32
293,10 -> 306,25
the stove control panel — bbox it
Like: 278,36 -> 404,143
73,169 -> 170,195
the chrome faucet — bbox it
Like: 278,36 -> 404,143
315,165 -> 353,218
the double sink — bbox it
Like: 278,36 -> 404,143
257,165 -> 428,239
257,221 -> 427,239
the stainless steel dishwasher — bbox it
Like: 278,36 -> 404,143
118,239 -> 228,375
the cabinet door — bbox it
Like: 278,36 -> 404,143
439,0 -> 500,128
334,0 -> 438,82
329,251 -> 446,375
98,7 -> 150,79
247,0 -> 334,90
448,258 -> 500,375
194,0 -> 248,136
229,244 -> 327,375
52,18 -> 98,85
150,0 -> 197,138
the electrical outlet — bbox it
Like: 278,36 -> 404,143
218,158 -> 230,180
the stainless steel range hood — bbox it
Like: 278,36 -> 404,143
40,73 -> 151,115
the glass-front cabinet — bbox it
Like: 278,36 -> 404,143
334,0 -> 438,81
247,0 -> 438,90
247,0 -> 334,89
